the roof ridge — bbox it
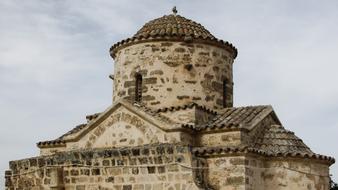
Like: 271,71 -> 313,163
223,104 -> 271,110
133,103 -> 178,125
86,112 -> 101,122
37,123 -> 88,148
155,103 -> 218,115
37,101 -> 179,148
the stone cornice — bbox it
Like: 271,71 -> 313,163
109,36 -> 238,59
192,146 -> 335,165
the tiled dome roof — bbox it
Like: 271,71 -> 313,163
110,13 -> 237,59
133,14 -> 216,40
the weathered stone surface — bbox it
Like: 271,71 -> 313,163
6,144 -> 199,189
113,41 -> 234,111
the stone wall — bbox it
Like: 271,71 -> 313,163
159,106 -> 217,126
206,156 -> 247,190
248,157 -> 330,190
205,155 -> 331,190
7,145 -> 331,190
196,131 -> 243,147
113,41 -> 234,110
6,144 -> 200,190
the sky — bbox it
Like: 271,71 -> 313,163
1,0 -> 338,187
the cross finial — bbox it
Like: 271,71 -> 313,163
172,6 -> 178,15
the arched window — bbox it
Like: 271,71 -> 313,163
223,79 -> 227,108
135,73 -> 142,102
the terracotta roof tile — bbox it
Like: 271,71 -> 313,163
37,102 -> 178,148
132,103 -> 177,125
37,123 -> 87,148
134,14 -> 215,40
192,146 -> 335,164
36,139 -> 66,148
252,125 -> 313,155
110,14 -> 237,59
182,105 -> 271,131
191,123 -> 336,163
86,113 -> 101,122
155,102 -> 218,115
59,123 -> 87,139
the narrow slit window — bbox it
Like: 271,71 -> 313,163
223,80 -> 227,108
135,74 -> 142,102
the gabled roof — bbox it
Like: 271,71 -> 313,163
36,102 -> 335,164
182,105 -> 277,131
37,104 -> 278,147
37,100 -> 180,148
37,123 -> 87,148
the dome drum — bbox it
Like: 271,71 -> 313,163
111,13 -> 237,110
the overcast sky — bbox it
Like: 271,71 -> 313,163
1,0 -> 338,187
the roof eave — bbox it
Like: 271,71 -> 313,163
109,36 -> 238,60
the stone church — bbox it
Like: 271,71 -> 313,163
5,8 -> 335,190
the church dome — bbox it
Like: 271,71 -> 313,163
133,14 -> 216,40
110,12 -> 237,58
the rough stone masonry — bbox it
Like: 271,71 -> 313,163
5,9 -> 335,190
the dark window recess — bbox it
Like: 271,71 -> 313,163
223,80 -> 227,107
135,74 -> 143,102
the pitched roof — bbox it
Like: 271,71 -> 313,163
191,123 -> 335,164
182,105 -> 276,131
37,100 -> 179,148
86,113 -> 101,122
38,104 -> 276,147
252,125 -> 312,155
35,102 -> 335,164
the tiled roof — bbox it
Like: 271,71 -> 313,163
35,101 -> 335,164
155,102 -> 218,115
37,102 -> 178,148
58,123 -> 87,139
37,123 -> 87,148
130,103 -> 177,125
86,113 -> 101,122
252,125 -> 312,155
37,139 -> 66,148
110,14 -> 237,59
134,14 -> 215,40
191,124 -> 334,163
182,105 -> 273,131
192,146 -> 335,164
